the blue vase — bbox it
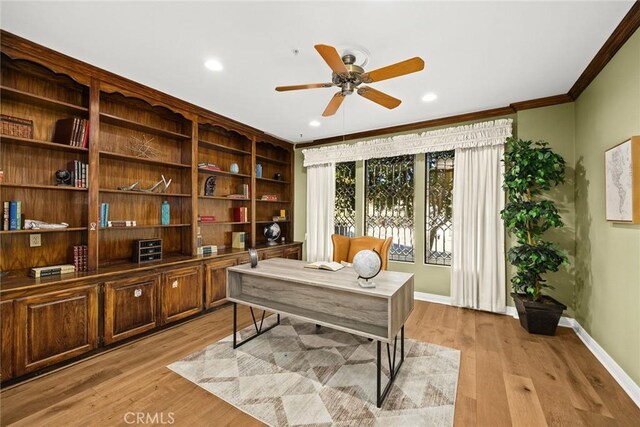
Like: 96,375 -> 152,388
161,200 -> 170,225
256,163 -> 262,178
230,163 -> 239,174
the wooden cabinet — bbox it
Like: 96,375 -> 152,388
1,300 -> 13,381
204,258 -> 236,309
104,274 -> 159,345
160,266 -> 203,325
261,247 -> 284,260
14,285 -> 98,376
283,246 -> 302,260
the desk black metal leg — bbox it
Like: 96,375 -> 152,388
376,325 -> 405,408
232,304 -> 280,349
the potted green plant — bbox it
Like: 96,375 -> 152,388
501,137 -> 568,335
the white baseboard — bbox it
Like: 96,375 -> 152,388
413,291 -> 640,408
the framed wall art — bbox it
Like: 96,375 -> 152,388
605,136 -> 640,223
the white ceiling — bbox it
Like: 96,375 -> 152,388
1,1 -> 634,143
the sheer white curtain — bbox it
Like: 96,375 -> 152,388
306,163 -> 335,262
451,145 -> 506,313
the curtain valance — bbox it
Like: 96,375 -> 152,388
302,118 -> 513,167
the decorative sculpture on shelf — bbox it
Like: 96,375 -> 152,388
55,169 -> 73,186
117,175 -> 171,193
204,176 -> 217,196
24,219 -> 69,229
127,134 -> 159,159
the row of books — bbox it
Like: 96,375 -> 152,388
233,207 -> 248,223
30,264 -> 75,278
260,194 -> 279,201
107,220 -> 137,228
53,118 -> 89,148
69,245 -> 88,272
225,184 -> 250,199
197,245 -> 218,256
99,203 -> 110,227
67,160 -> 89,188
2,200 -> 22,230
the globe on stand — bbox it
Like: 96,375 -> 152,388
353,249 -> 382,288
263,222 -> 281,246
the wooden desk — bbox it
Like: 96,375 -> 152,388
227,258 -> 414,407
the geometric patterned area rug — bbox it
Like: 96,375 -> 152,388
168,316 -> 460,426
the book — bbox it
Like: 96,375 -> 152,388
52,118 -> 77,145
237,184 -> 249,198
29,264 -> 76,278
233,207 -> 247,222
9,200 -> 18,230
81,121 -> 90,148
107,220 -> 136,227
261,195 -> 278,201
3,201 -> 9,230
304,261 -> 344,271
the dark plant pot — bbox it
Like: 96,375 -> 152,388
511,293 -> 567,336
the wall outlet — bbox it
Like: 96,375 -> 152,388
29,233 -> 41,247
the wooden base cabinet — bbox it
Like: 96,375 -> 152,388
1,301 -> 14,380
283,246 -> 302,260
104,275 -> 159,345
14,285 -> 98,376
160,266 -> 203,325
204,258 -> 236,309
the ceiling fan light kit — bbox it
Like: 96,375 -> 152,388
275,44 -> 425,117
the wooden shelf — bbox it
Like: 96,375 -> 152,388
100,224 -> 191,230
0,227 -> 87,235
197,168 -> 251,178
255,154 -> 289,165
199,221 -> 250,226
256,177 -> 290,184
198,196 -> 250,201
256,220 -> 291,224
100,189 -> 191,198
256,199 -> 291,203
100,113 -> 190,140
198,140 -> 251,155
0,183 -> 87,191
0,135 -> 89,153
1,85 -> 88,114
99,151 -> 191,169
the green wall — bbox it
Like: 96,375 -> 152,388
573,30 -> 640,384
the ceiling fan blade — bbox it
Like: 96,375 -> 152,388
275,83 -> 333,92
357,86 -> 401,109
361,57 -> 425,83
314,44 -> 348,74
322,92 -> 346,117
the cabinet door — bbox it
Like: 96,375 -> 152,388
260,248 -> 284,260
14,285 -> 98,376
1,300 -> 14,381
160,266 -> 203,325
283,246 -> 302,260
104,274 -> 159,345
204,258 -> 236,309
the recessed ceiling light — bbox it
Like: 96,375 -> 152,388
204,59 -> 223,72
309,120 -> 321,127
422,92 -> 438,102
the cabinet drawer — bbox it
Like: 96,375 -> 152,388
260,248 -> 283,260
161,266 -> 203,325
104,274 -> 159,345
14,285 -> 98,376
283,246 -> 301,260
204,258 -> 236,309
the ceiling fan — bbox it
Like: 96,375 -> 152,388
276,44 -> 425,117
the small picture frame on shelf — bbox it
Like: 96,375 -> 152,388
605,136 -> 640,223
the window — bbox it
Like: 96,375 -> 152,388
365,155 -> 415,262
425,150 -> 455,265
334,161 -> 356,237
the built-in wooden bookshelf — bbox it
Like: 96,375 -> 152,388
0,48 -> 295,278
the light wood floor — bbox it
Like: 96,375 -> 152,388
1,301 -> 638,426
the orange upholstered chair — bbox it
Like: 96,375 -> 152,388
331,234 -> 393,271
